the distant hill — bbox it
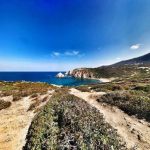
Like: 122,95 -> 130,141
70,53 -> 150,78
113,53 -> 150,66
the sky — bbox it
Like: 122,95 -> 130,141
0,0 -> 150,71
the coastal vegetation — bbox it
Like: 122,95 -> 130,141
98,90 -> 150,121
0,81 -> 55,101
0,81 -> 56,114
23,90 -> 125,150
0,81 -> 57,150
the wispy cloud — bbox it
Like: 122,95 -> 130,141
52,52 -> 60,56
130,44 -> 141,50
116,57 -> 121,60
52,50 -> 83,57
64,50 -> 79,56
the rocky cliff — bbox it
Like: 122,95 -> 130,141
68,68 -> 94,79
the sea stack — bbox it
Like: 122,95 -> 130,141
56,72 -> 65,78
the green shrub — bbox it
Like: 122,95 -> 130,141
90,83 -> 125,92
133,85 -> 150,93
23,92 -> 125,150
0,82 -> 56,101
75,86 -> 91,92
98,91 -> 150,121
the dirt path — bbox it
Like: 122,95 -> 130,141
0,90 -> 54,150
70,88 -> 150,150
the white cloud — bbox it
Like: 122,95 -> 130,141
51,50 -> 83,58
116,57 -> 121,60
64,50 -> 79,56
52,52 -> 60,56
130,44 -> 141,50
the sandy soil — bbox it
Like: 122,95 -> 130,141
0,90 -> 54,150
70,88 -> 150,150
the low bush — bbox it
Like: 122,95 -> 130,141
27,102 -> 37,111
28,98 -> 40,111
98,91 -> 150,122
75,86 -> 91,92
133,85 -> 150,93
12,94 -> 22,101
30,93 -> 38,98
90,83 -> 125,92
0,82 -> 56,101
41,96 -> 48,102
0,100 -> 11,110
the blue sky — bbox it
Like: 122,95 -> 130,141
0,0 -> 150,71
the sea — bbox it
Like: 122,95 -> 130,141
0,72 -> 100,86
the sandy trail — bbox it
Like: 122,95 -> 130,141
0,90 -> 54,150
70,88 -> 150,150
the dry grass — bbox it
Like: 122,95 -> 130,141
0,82 -> 56,100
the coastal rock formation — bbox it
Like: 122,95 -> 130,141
56,72 -> 65,78
69,68 -> 94,79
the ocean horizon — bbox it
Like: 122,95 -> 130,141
0,72 -> 100,86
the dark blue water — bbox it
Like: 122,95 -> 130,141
0,72 -> 100,86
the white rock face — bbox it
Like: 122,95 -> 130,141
56,72 -> 65,78
69,69 -> 94,79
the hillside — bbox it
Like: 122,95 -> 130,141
113,53 -> 150,66
70,53 -> 150,79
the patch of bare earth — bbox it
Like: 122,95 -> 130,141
70,88 -> 150,150
0,90 -> 54,150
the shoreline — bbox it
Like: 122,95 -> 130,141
50,84 -> 62,87
0,76 -> 114,87
78,77 -> 115,83
98,77 -> 115,83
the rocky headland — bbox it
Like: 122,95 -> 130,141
68,68 -> 94,79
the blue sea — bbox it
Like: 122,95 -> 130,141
0,72 -> 100,86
